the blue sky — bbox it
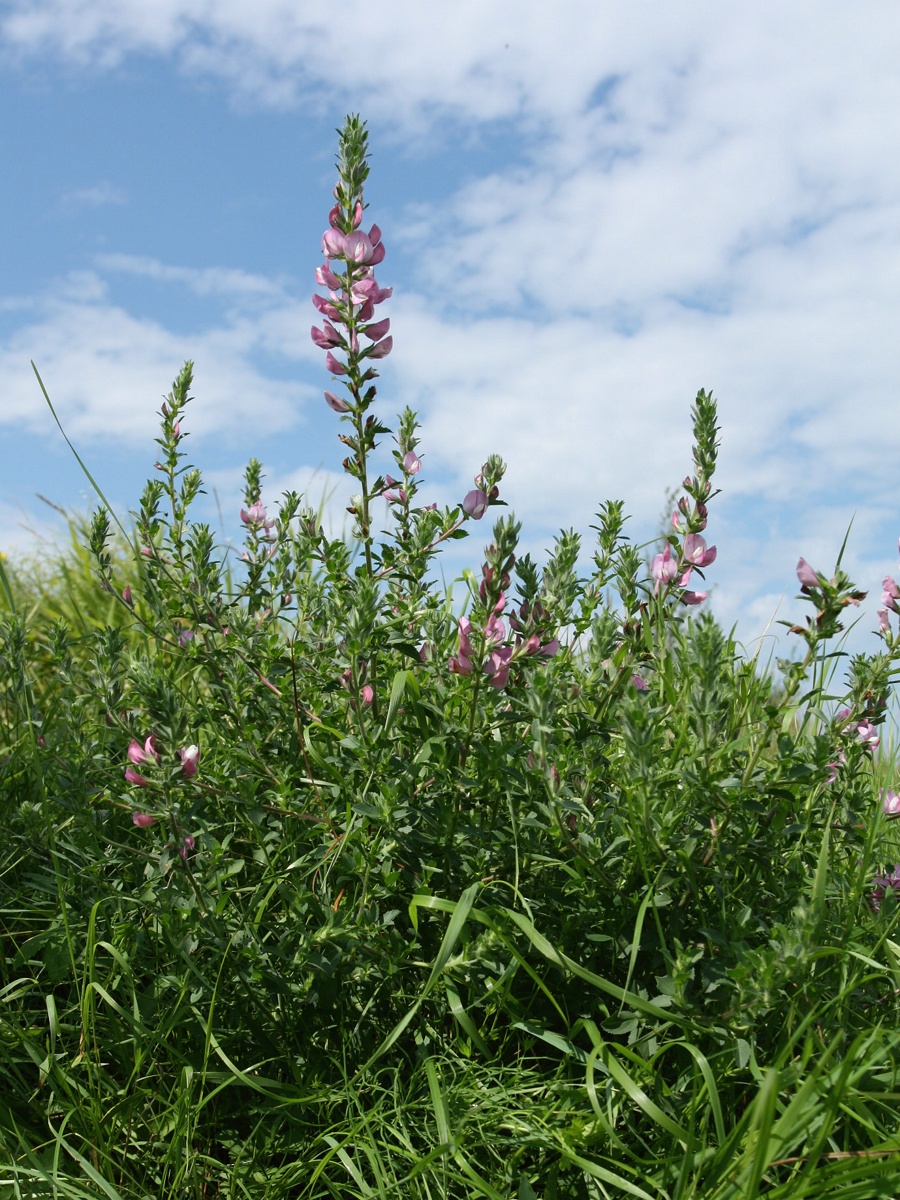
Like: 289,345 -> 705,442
2,0 -> 900,659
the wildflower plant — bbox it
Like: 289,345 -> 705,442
3,115 -> 900,1198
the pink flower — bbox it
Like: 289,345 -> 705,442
125,766 -> 151,788
402,450 -> 421,475
878,609 -> 891,634
630,674 -> 648,691
140,546 -> 152,556
870,865 -> 900,910
363,318 -> 391,342
484,646 -> 514,689
796,558 -> 819,588
650,543 -> 678,592
128,737 -> 160,765
316,263 -> 342,289
856,720 -> 880,750
122,585 -> 132,604
361,685 -> 374,707
384,488 -> 407,504
179,835 -> 195,861
311,322 -> 342,349
882,577 -> 900,613
883,789 -> 900,817
324,390 -> 351,413
484,613 -> 506,645
681,591 -> 708,606
683,534 -> 717,567
351,278 -> 392,306
322,229 -> 346,258
368,336 -> 393,359
241,502 -> 268,526
179,745 -> 200,778
132,812 -> 156,827
312,294 -> 342,321
178,629 -> 195,648
325,352 -> 347,376
342,231 -> 374,263
540,637 -> 560,658
462,489 -> 489,519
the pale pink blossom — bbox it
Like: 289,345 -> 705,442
882,577 -> 900,613
462,489 -> 489,519
132,812 -> 156,826
856,719 -> 880,750
311,322 -> 342,349
681,591 -> 708,606
241,502 -> 268,527
878,609 -> 891,634
683,534 -> 717,567
796,558 -> 819,588
316,263 -> 342,289
484,646 -> 514,689
125,766 -> 151,788
402,450 -> 421,475
322,228 -> 346,258
361,685 -> 374,707
325,352 -> 347,376
650,543 -> 678,592
324,390 -> 351,413
122,585 -> 132,604
179,745 -> 200,778
630,674 -> 648,691
883,789 -> 900,817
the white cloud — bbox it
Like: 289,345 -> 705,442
60,180 -> 126,211
3,0 -> 900,657
0,266 -> 316,444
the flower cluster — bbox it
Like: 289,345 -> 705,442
311,203 -> 392,417
869,865 -> 900,911
125,736 -> 199,790
878,539 -> 900,639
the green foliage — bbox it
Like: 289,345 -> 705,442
3,118 -> 900,1198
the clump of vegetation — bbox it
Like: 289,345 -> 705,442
2,116 -> 900,1200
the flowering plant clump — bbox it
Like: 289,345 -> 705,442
3,114 -> 900,1197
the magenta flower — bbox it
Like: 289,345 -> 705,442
351,278 -> 392,306
384,488 -> 407,504
179,835 -> 196,861
132,812 -> 157,827
128,736 -> 160,765
125,766 -> 151,788
796,558 -> 819,588
683,534 -> 717,567
484,612 -> 506,646
463,489 -> 489,519
312,294 -> 341,321
681,591 -> 708,606
630,674 -> 648,691
540,637 -> 560,657
324,390 -> 352,413
361,684 -> 374,707
883,789 -> 900,817
449,617 -> 475,675
179,745 -> 200,779
122,585 -> 132,604
325,352 -> 347,376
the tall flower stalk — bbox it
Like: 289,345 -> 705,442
311,114 -> 393,580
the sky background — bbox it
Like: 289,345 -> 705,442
2,1 -> 900,661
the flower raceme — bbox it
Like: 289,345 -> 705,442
124,737 -> 200,787
311,195 -> 392,415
